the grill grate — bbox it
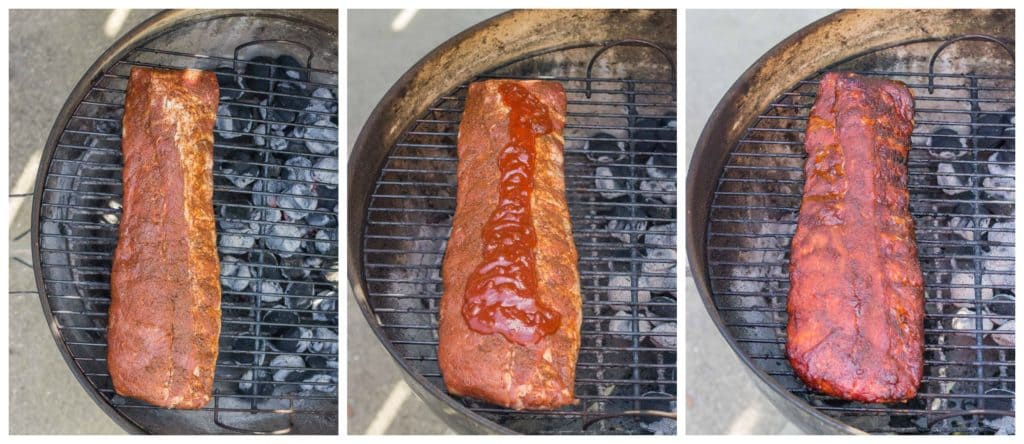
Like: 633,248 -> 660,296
706,37 -> 1014,434
35,32 -> 338,434
362,43 -> 677,434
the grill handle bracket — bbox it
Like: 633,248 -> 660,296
928,35 -> 1015,93
212,391 -> 296,435
585,39 -> 676,98
233,39 -> 316,74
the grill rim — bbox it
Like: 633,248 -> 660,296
348,9 -> 677,435
31,9 -> 339,434
686,9 -> 1014,435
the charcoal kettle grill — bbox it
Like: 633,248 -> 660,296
349,10 -> 678,434
32,10 -> 339,434
688,9 -> 1015,434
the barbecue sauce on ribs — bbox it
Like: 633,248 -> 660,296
462,82 -> 561,345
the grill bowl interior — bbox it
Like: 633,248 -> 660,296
350,10 -> 677,435
689,9 -> 1014,435
33,10 -> 339,434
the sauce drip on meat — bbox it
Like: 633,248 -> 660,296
462,82 -> 561,345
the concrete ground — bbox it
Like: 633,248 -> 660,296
346,9 -> 502,435
684,9 -> 832,435
8,9 -> 159,434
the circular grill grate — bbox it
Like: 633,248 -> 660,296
706,38 -> 1014,434
34,12 -> 338,434
362,44 -> 677,434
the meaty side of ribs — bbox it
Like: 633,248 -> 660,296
108,67 -> 221,409
439,80 -> 581,410
786,72 -> 924,403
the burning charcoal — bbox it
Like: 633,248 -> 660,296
280,255 -> 310,281
641,153 -> 676,205
238,369 -> 272,395
285,282 -> 314,310
648,322 -> 676,348
647,295 -> 676,318
309,87 -> 337,114
268,85 -> 302,131
262,306 -> 298,337
583,132 -> 626,163
947,203 -> 988,243
214,102 -> 256,140
640,270 -> 675,296
269,354 -> 306,383
982,150 -> 1014,207
643,418 -> 676,435
269,130 -> 290,151
252,180 -> 287,208
973,112 -> 1008,149
300,373 -> 337,393
218,148 -> 260,189
241,56 -> 275,95
215,66 -> 243,101
608,310 -> 652,337
606,275 -> 650,311
927,127 -> 967,159
325,262 -> 338,282
936,161 -> 973,196
251,123 -> 268,146
271,327 -> 313,353
264,223 -> 305,255
312,156 -> 338,185
226,336 -> 266,365
988,293 -> 1014,323
634,116 -> 677,154
642,223 -> 676,274
220,220 -> 258,252
315,229 -> 337,255
306,211 -> 333,227
284,156 -> 314,183
299,119 -> 338,155
260,280 -> 284,304
304,256 -> 324,270
310,327 -> 338,354
102,200 -> 121,224
991,320 -> 1015,346
278,183 -> 317,220
248,252 -> 284,282
274,55 -> 307,81
219,191 -> 256,223
605,206 -> 647,244
268,56 -> 309,119
951,307 -> 993,332
949,272 -> 982,307
983,221 -> 1014,289
594,164 -> 629,200
220,255 -> 252,292
312,291 -> 338,323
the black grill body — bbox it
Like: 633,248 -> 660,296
690,11 -> 1015,435
33,10 -> 338,434
350,10 -> 677,435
